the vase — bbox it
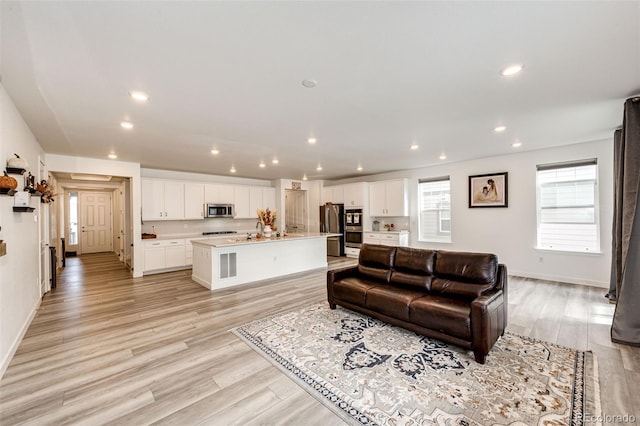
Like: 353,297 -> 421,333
263,225 -> 272,238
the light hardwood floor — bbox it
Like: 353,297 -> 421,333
1,253 -> 638,425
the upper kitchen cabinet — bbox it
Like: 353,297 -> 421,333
369,179 -> 408,216
233,185 -> 252,218
321,185 -> 344,205
237,186 -> 277,219
204,183 -> 234,204
343,182 -> 368,207
184,182 -> 205,219
141,178 -> 185,220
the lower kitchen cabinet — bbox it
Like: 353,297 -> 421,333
363,232 -> 409,247
143,239 -> 186,274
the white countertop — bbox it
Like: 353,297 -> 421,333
366,230 -> 409,234
191,232 -> 341,248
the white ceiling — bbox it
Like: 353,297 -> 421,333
2,1 -> 639,181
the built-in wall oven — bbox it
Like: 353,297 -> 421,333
345,209 -> 363,248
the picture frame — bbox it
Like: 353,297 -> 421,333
469,172 -> 508,208
291,181 -> 302,190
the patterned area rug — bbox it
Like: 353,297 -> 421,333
233,303 -> 600,426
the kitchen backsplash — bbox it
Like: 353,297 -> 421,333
142,218 -> 258,236
371,216 -> 410,231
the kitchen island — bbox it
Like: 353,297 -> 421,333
191,232 -> 340,290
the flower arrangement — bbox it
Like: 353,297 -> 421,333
257,208 -> 276,228
37,179 -> 56,203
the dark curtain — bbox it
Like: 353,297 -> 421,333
606,129 -> 623,302
611,96 -> 640,346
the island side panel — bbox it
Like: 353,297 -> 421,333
191,244 -> 213,289
209,237 -> 328,290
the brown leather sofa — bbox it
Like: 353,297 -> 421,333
327,244 -> 507,364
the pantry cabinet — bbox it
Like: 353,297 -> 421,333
369,179 -> 408,216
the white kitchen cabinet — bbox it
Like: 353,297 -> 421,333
141,178 -> 185,220
321,185 -> 345,205
233,185 -> 252,218
369,179 -> 408,216
343,182 -> 368,207
184,183 -> 205,219
144,239 -> 186,273
262,187 -> 276,210
204,184 -> 234,204
363,232 -> 409,247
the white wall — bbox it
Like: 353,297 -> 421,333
330,140 -> 613,288
0,85 -> 46,377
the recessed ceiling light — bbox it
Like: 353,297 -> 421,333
120,121 -> 134,129
211,149 -> 220,155
230,166 -> 236,173
512,141 -> 523,148
357,166 -> 363,171
439,154 -> 447,160
259,162 -> 266,168
308,137 -> 317,144
494,125 -> 507,132
410,143 -> 419,150
316,165 -> 323,171
303,174 -> 308,181
108,154 -> 118,160
129,91 -> 149,102
500,64 -> 524,76
272,158 -> 279,164
302,79 -> 317,88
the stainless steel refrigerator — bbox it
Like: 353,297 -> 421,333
320,203 -> 345,257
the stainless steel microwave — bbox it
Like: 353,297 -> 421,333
204,203 -> 235,218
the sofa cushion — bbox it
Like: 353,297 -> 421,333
332,277 -> 381,306
358,244 -> 396,283
409,294 -> 472,340
432,251 -> 498,297
390,247 -> 435,290
365,285 -> 425,321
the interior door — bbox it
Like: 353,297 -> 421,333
80,192 -> 113,254
285,189 -> 307,233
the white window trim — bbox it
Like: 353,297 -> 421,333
535,160 -> 600,254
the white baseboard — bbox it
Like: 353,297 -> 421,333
0,297 -> 41,380
510,270 -> 608,288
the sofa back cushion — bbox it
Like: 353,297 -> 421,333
358,244 -> 396,283
432,250 -> 498,298
390,247 -> 435,290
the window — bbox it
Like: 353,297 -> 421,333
536,159 -> 599,252
418,177 -> 451,243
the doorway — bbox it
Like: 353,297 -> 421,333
285,189 -> 307,233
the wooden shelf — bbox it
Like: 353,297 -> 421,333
13,206 -> 35,212
6,167 -> 26,175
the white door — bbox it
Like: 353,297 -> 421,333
80,192 -> 113,254
285,189 -> 307,232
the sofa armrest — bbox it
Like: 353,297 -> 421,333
470,286 -> 507,363
327,266 -> 359,308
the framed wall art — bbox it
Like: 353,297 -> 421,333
469,172 -> 508,208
